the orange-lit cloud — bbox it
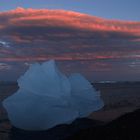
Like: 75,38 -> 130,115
0,7 -> 140,33
0,8 -> 140,41
0,8 -> 140,81
0,8 -> 139,42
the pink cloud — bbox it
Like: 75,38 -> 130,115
0,8 -> 140,63
0,7 -> 140,33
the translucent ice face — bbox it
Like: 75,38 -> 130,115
3,60 -> 104,130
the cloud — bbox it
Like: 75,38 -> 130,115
0,63 -> 11,70
0,8 -> 140,60
0,40 -> 10,48
1,7 -> 140,32
0,8 -> 140,42
0,8 -> 140,80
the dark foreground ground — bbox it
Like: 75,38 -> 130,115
67,108 -> 140,140
4,108 -> 140,140
0,81 -> 140,140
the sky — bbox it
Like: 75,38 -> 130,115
0,0 -> 140,21
0,1 -> 140,81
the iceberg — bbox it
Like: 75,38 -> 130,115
2,60 -> 104,131
69,73 -> 104,118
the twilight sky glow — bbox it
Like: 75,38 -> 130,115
0,0 -> 140,21
0,1 -> 140,81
